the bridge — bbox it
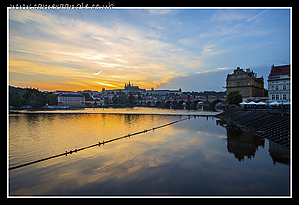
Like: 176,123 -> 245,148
134,97 -> 225,110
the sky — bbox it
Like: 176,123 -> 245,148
9,8 -> 290,92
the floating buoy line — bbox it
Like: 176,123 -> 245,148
9,116 -> 191,171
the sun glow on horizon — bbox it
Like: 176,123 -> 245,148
9,9 -> 290,92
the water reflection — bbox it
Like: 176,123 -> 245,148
269,141 -> 290,166
9,112 -> 290,196
226,127 -> 265,161
216,119 -> 290,165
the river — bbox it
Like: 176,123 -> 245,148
9,108 -> 290,196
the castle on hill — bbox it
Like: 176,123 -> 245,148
124,81 -> 140,90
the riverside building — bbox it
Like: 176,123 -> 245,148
267,64 -> 291,103
226,67 -> 265,98
58,93 -> 85,107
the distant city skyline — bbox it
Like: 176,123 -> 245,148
9,8 -> 290,92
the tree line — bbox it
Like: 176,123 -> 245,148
9,86 -> 57,108
111,93 -> 142,105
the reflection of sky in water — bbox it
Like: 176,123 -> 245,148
9,113 -> 289,196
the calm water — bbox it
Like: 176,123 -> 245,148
9,108 -> 290,196
17,107 -> 219,115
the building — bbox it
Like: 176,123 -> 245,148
102,81 -> 145,94
267,64 -> 291,103
124,81 -> 146,93
145,88 -> 182,96
58,93 -> 85,107
226,67 -> 264,98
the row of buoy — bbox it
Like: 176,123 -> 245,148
9,117 -> 190,171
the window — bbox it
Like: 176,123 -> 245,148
275,85 -> 279,91
283,85 -> 286,90
283,94 -> 287,100
243,81 -> 246,85
271,86 -> 274,91
248,81 -> 250,85
272,95 -> 275,100
237,82 -> 240,86
276,95 -> 280,100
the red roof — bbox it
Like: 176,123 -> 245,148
269,64 -> 290,77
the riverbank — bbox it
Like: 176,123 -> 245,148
11,107 -> 222,116
216,109 -> 290,149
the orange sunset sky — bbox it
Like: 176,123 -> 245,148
9,8 -> 290,92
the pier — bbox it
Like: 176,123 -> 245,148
216,109 -> 290,149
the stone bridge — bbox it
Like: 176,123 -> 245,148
135,98 -> 225,110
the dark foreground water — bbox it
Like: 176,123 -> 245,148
9,109 -> 290,196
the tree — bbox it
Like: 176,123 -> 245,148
137,94 -> 143,100
226,91 -> 243,105
82,93 -> 90,99
10,92 -> 23,107
112,95 -> 118,104
46,93 -> 58,105
127,93 -> 135,105
35,94 -> 46,108
104,97 -> 109,105
28,94 -> 37,107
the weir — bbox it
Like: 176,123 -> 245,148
9,116 -> 190,171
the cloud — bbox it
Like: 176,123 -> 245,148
93,70 -> 103,75
9,9 -> 289,92
178,38 -> 194,45
218,10 -> 267,38
217,67 -> 232,70
9,10 -> 189,90
157,69 -> 229,92
190,60 -> 202,67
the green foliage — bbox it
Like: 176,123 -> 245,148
226,91 -> 243,105
9,86 -> 58,108
112,95 -> 118,104
46,93 -> 58,105
9,91 -> 23,107
82,93 -> 90,99
137,94 -> 143,100
111,93 -> 136,105
104,97 -> 109,105
127,93 -> 135,105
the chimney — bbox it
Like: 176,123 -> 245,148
246,68 -> 250,73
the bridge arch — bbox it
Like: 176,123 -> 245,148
210,99 -> 225,107
190,100 -> 202,109
177,100 -> 186,108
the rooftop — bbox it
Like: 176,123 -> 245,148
269,64 -> 290,77
58,93 -> 84,97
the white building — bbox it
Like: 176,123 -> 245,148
267,64 -> 291,103
58,94 -> 85,107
